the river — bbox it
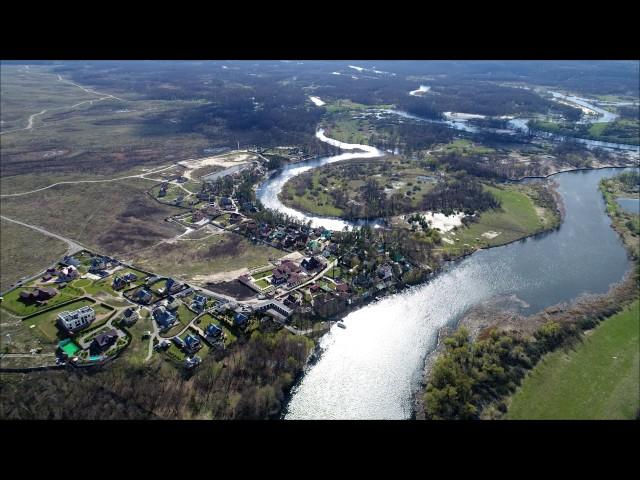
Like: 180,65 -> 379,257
283,167 -> 635,419
256,130 -> 386,230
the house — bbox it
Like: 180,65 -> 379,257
271,269 -> 288,285
221,197 -> 233,209
121,307 -> 139,325
301,256 -> 321,272
123,272 -> 138,283
20,287 -> 57,303
165,278 -> 183,295
234,312 -> 249,327
133,288 -> 153,304
166,295 -> 181,311
283,293 -> 301,309
41,273 -> 53,282
377,264 -> 394,281
112,276 -> 127,290
184,334 -> 202,353
191,294 -> 208,312
153,306 -> 177,331
89,256 -> 109,272
184,355 -> 202,369
57,306 -> 95,332
205,323 -> 223,339
287,272 -> 306,288
56,265 -> 79,283
154,339 -> 171,351
335,283 -> 351,294
254,300 -> 292,319
90,329 -> 118,355
192,210 -> 206,223
172,336 -> 186,349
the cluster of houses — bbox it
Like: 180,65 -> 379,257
239,221 -> 338,256
40,264 -> 79,284
88,255 -> 119,276
272,256 -> 327,289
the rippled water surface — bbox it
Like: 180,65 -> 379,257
284,168 -> 634,419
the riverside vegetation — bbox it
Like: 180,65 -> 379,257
421,170 -> 639,420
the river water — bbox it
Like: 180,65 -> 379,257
283,167 -> 635,419
256,130 -> 385,230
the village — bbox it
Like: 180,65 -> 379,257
0,148 -> 425,372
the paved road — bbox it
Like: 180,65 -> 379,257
0,215 -> 86,253
0,215 -> 88,296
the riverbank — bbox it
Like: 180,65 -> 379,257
415,168 -> 639,420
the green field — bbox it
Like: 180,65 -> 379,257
255,278 -> 271,289
1,284 -> 84,317
506,300 -> 640,420
22,298 -> 97,342
199,313 -> 237,346
440,139 -> 495,155
440,184 -> 554,253
251,269 -> 273,280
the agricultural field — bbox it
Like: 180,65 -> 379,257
129,231 -> 282,284
506,300 -> 640,420
0,219 -> 69,292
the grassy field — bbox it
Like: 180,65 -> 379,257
0,178 -> 183,257
21,298 -> 97,343
129,232 -> 282,283
198,313 -> 237,346
506,300 -> 639,420
0,219 -> 69,292
1,284 -> 84,317
440,139 -> 496,155
440,184 -> 555,254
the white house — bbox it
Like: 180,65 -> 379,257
57,306 -> 96,332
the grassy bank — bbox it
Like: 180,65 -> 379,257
439,183 -> 560,254
506,300 -> 639,420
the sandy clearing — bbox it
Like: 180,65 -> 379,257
178,152 -> 253,176
482,231 -> 502,239
417,211 -> 466,232
309,96 -> 326,106
190,250 -> 303,284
